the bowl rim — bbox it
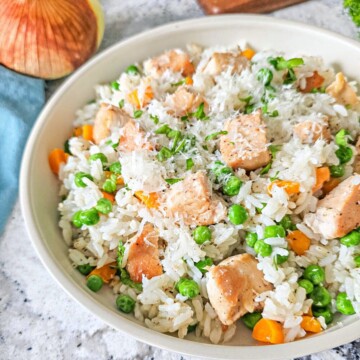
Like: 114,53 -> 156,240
20,14 -> 360,360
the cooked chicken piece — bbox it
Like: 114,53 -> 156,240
164,86 -> 207,117
304,175 -> 360,239
143,49 -> 195,78
293,119 -> 331,144
126,223 -> 163,283
164,171 -> 226,226
118,120 -> 153,152
300,71 -> 324,93
93,103 -> 130,144
93,103 -> 153,150
207,254 -> 272,326
202,52 -> 249,77
354,137 -> 360,174
326,72 -> 359,106
219,112 -> 270,170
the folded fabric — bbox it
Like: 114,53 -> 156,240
0,66 -> 45,234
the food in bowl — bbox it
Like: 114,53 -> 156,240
49,43 -> 360,345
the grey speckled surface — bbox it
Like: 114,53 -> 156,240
1,0 -> 359,359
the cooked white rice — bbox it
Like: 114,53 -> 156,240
55,42 -> 360,345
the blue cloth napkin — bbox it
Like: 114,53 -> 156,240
0,66 -> 45,234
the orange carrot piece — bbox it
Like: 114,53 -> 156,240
101,191 -> 115,203
287,230 -> 311,256
268,180 -> 300,196
135,191 -> 159,209
82,124 -> 94,142
142,86 -> 154,107
128,89 -> 141,109
301,316 -> 322,333
185,76 -> 193,85
312,167 -> 330,193
87,262 -> 117,283
73,127 -> 83,137
252,318 -> 284,344
322,177 -> 341,195
301,71 -> 325,93
242,48 -> 256,60
48,148 -> 68,175
116,176 -> 124,185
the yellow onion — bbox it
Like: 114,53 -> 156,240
0,0 -> 104,79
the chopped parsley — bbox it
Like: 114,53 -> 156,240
205,131 -> 228,141
186,158 -> 194,170
133,110 -> 143,119
165,178 -> 184,184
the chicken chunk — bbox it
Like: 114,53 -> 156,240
207,254 -> 272,326
143,49 -> 195,78
354,137 -> 360,174
202,52 -> 249,77
118,120 -> 153,152
219,112 -> 270,170
164,86 -> 207,117
126,223 -> 163,283
164,171 -> 226,226
93,103 -> 153,150
93,103 -> 130,144
293,119 -> 331,144
326,72 -> 359,106
305,175 -> 360,239
300,71 -> 325,93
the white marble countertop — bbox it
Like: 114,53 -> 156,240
1,0 -> 359,359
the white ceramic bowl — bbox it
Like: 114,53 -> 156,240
20,15 -> 360,359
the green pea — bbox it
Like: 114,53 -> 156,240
354,255 -> 360,267
223,176 -> 243,196
257,68 -> 273,86
336,292 -> 355,315
187,324 -> 197,333
303,265 -> 325,285
116,294 -> 136,313
211,161 -> 232,182
279,215 -> 296,231
109,161 -> 122,175
329,164 -> 345,178
77,264 -> 95,276
72,210 -> 83,228
254,240 -> 272,257
245,232 -> 258,247
228,204 -> 248,225
74,172 -> 94,187
89,153 -> 108,165
335,146 -> 353,164
264,225 -> 286,239
310,286 -> 331,307
102,179 -> 117,193
275,253 -> 289,265
195,257 -> 213,274
95,198 -> 112,215
193,226 -> 212,245
312,306 -> 333,324
176,278 -> 200,299
111,81 -> 120,90
126,65 -> 140,75
340,231 -> 360,247
79,208 -> 100,226
241,312 -> 262,329
298,279 -> 314,294
86,275 -> 103,292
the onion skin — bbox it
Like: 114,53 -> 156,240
0,0 -> 104,79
